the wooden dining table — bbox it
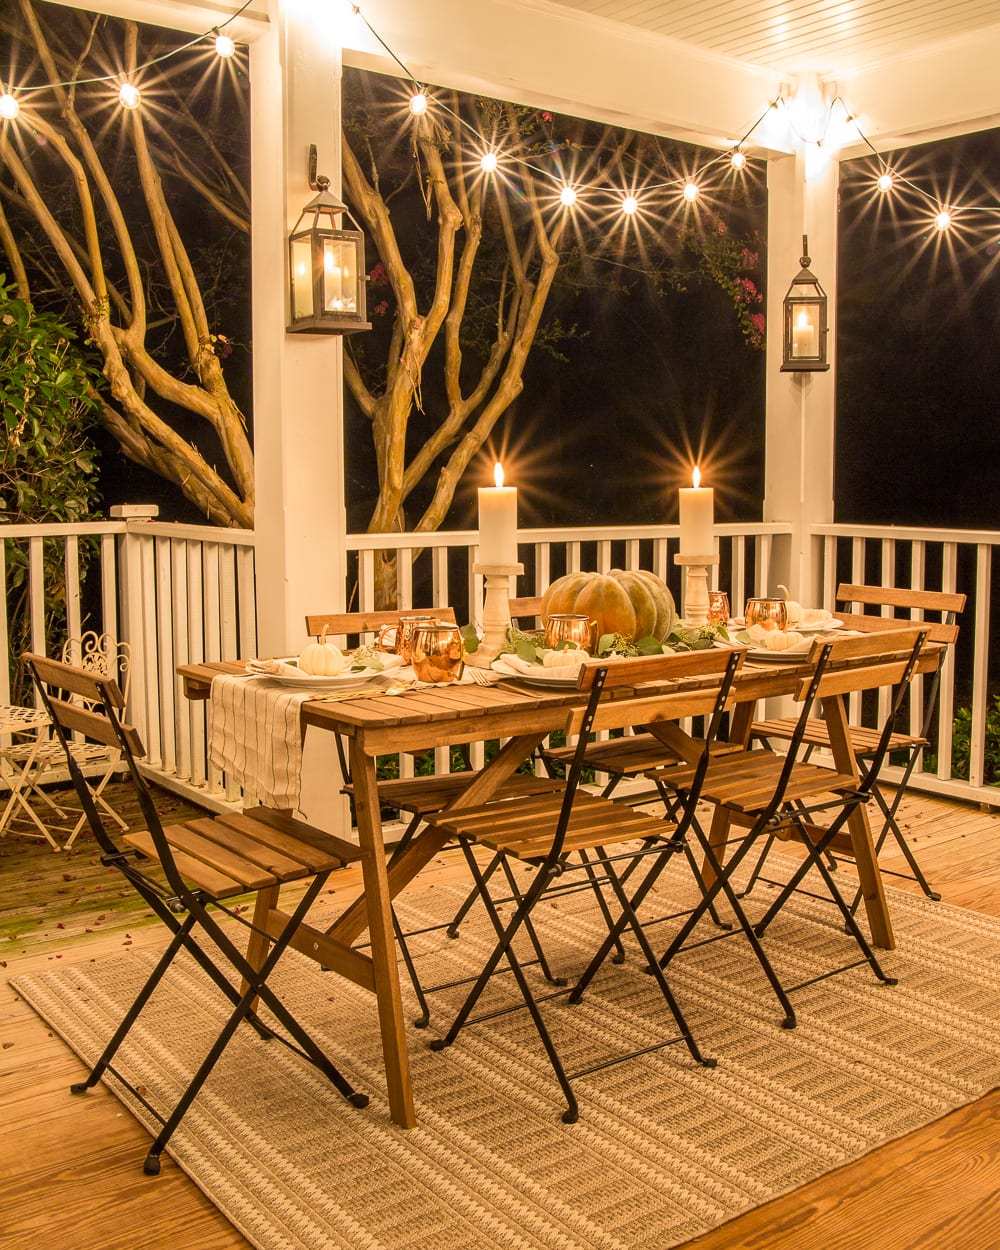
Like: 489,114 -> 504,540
179,631 -> 942,1129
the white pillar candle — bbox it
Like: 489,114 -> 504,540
478,463 -> 518,566
792,307 -> 818,357
679,466 -> 714,555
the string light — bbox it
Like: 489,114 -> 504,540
408,91 -> 428,116
214,32 -> 236,58
621,193 -> 638,215
935,208 -> 953,231
729,149 -> 746,171
876,171 -> 894,193
682,180 -> 700,202
479,150 -> 498,173
118,81 -> 140,110
559,184 -> 578,207
0,93 -> 18,120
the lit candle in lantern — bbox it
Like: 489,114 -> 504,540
792,307 -> 818,357
478,462 -> 518,565
679,465 -> 714,555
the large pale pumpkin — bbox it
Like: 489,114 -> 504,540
541,569 -> 676,643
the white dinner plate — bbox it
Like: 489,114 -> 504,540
249,661 -> 387,689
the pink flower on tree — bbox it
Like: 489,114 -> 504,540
373,300 -> 389,317
368,262 -> 387,285
750,312 -> 765,336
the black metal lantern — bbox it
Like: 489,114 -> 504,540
780,234 -> 829,372
287,151 -> 370,335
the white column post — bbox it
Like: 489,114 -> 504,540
250,1 -> 350,832
251,0 -> 347,657
762,151 -> 839,605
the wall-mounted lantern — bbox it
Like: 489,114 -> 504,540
781,234 -> 830,372
287,146 -> 371,335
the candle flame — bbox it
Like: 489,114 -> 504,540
692,465 -> 701,489
494,462 -> 504,488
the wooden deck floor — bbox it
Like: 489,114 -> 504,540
2,782 -> 998,1250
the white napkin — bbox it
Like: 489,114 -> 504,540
495,653 -> 584,682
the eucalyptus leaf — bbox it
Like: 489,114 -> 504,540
460,624 -> 480,654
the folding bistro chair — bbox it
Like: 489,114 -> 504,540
306,608 -> 566,1026
426,647 -> 743,1123
25,652 -> 368,1176
633,628 -> 928,1029
750,585 -> 963,911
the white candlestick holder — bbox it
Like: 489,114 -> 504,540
468,561 -> 524,667
674,553 -> 720,627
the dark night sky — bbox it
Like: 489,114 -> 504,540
836,128 -> 1000,530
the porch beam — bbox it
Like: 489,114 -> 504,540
48,0 -> 269,40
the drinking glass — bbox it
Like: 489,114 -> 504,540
744,597 -> 788,631
411,623 -> 465,683
708,591 -> 731,625
543,613 -> 596,653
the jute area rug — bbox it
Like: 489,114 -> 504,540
14,859 -> 1000,1250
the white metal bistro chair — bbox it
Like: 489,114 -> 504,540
6,633 -> 132,849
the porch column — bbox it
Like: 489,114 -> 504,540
250,1 -> 350,832
762,152 -> 839,604
250,0 -> 347,655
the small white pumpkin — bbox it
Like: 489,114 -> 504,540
777,584 -> 803,627
541,647 -> 586,670
299,627 -> 348,676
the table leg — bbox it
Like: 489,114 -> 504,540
693,699 -> 756,892
242,884 -> 279,1013
349,739 -> 416,1129
822,694 -> 895,950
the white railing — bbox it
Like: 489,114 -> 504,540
4,515 -> 994,818
812,524 -> 998,806
0,517 -> 256,811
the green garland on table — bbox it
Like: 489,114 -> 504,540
460,620 -> 729,666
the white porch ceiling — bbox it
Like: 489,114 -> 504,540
543,0 -> 1000,75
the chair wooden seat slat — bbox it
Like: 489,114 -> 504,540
351,770 -> 564,815
750,717 -> 926,753
649,753 -> 858,811
125,821 -> 280,891
124,829 -> 246,898
543,734 -> 742,776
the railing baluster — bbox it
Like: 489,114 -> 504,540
567,540 -> 581,574
220,546 -> 238,661
877,538 -> 896,726
171,540 -> 192,782
848,537 -> 865,726
359,549 -> 375,613
936,542 -> 958,781
203,542 -> 223,795
654,537 -> 668,583
908,540 -> 926,753
138,533 -> 161,767
187,541 -> 207,788
534,542 -> 550,595
969,544 -> 991,788
731,536 -> 746,617
64,535 -> 82,653
596,539 -> 612,573
100,534 -> 118,646
625,539 -> 640,571
154,537 -> 176,774
397,548 -> 413,610
822,535 -> 836,611
236,545 -> 256,659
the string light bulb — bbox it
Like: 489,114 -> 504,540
621,194 -> 638,215
876,171 -> 894,193
479,150 -> 498,173
118,81 -> 140,109
935,208 -> 952,231
408,91 -> 428,116
214,32 -> 236,58
682,180 -> 700,202
0,93 -> 18,120
729,149 -> 746,171
559,184 -> 577,207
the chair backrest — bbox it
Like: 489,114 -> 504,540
793,626 -> 930,703
509,596 -> 543,625
305,606 -> 457,644
835,584 -> 964,644
22,651 -> 161,858
548,648 -> 744,866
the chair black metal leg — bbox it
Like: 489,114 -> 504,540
672,824 -> 798,1029
432,845 -> 577,1122
597,856 -> 715,1068
499,854 -> 567,986
446,850 -> 502,939
577,847 -> 626,965
71,913 -> 195,1096
847,779 -> 940,914
568,840 -> 681,1004
431,844 -> 550,1050
142,875 -> 365,1177
791,824 -> 897,986
393,907 -> 431,1028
